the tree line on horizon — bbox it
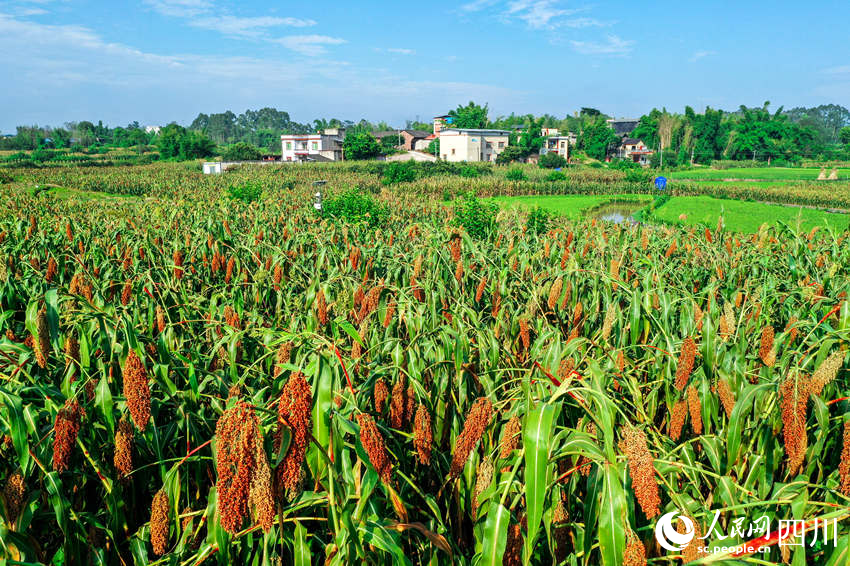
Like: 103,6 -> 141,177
3,103 -> 849,164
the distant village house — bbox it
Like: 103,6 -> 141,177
372,130 -> 432,151
280,128 -> 345,162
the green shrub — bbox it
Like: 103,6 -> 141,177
458,166 -> 480,178
545,170 -> 566,181
526,206 -> 550,235
538,152 -> 567,169
382,161 -> 418,185
453,192 -> 497,239
625,169 -> 653,183
227,181 -> 263,203
322,187 -> 389,227
0,170 -> 12,184
505,168 -> 527,181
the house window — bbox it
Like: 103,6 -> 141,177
486,142 -> 492,149
560,142 -> 565,148
286,142 -> 292,150
312,142 -> 318,150
451,148 -> 456,155
498,142 -> 505,148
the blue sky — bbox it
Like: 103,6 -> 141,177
1,0 -> 849,132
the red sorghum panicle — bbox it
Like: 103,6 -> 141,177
357,414 -> 392,483
121,280 -> 132,305
275,372 -> 312,497
503,521 -> 523,566
717,378 -> 735,417
619,427 -> 661,519
114,418 -> 134,480
450,236 -> 461,263
475,276 -> 487,302
602,304 -> 616,342
780,376 -> 809,476
759,326 -> 776,366
45,256 -> 57,282
225,257 -> 235,284
374,378 -> 389,414
624,527 -> 647,566
123,350 -> 151,431
316,288 -> 328,326
414,404 -> 433,465
389,376 -> 410,429
155,305 -> 166,334
215,401 -> 273,533
173,250 -> 184,280
150,490 -> 169,556
548,277 -> 563,310
679,516 -> 706,562
4,472 -> 25,525
669,403 -> 688,445
53,399 -> 85,472
674,337 -> 696,391
839,420 -> 850,496
491,287 -> 501,317
472,457 -> 493,516
64,334 -> 80,368
449,397 -> 494,479
519,317 -> 530,353
687,385 -> 703,435
809,351 -> 844,397
33,306 -> 50,369
274,341 -> 293,378
383,300 -> 396,328
499,416 -> 522,459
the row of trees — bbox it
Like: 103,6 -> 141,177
631,103 -> 850,164
0,121 -> 156,151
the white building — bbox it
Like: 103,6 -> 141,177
144,125 -> 161,135
281,128 -> 345,162
439,129 -> 511,162
542,136 -> 571,159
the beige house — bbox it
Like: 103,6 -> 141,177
439,128 -> 511,162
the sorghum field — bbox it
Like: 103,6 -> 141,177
0,163 -> 849,565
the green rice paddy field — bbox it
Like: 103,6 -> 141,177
492,193 -> 849,233
667,166 -> 850,181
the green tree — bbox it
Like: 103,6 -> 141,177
157,124 -> 215,160
578,118 -> 620,161
222,142 -> 263,161
840,126 -> 850,145
343,132 -> 381,160
448,101 -> 489,129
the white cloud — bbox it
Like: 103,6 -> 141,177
272,35 -> 347,56
144,0 -> 317,39
823,65 -> 850,74
386,48 -> 415,55
570,34 -> 633,56
504,0 -> 579,29
459,0 -> 499,12
689,50 -> 715,63
144,0 -> 212,18
192,15 -> 316,38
